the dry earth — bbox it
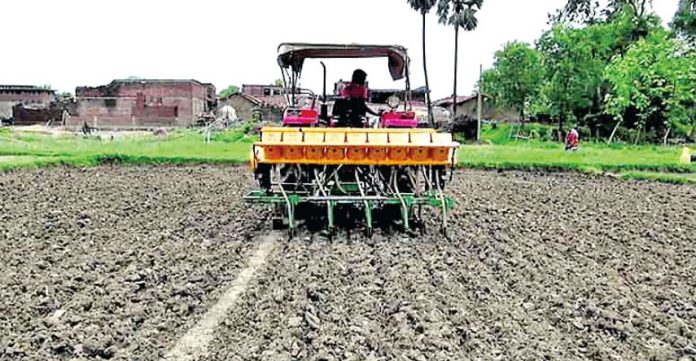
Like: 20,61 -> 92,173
1,166 -> 695,361
0,166 -> 265,360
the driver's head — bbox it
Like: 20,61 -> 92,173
351,69 -> 367,85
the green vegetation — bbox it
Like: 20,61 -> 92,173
1,127 -> 693,185
482,42 -> 543,121
483,1 -> 695,143
458,142 -> 694,173
482,123 -> 561,144
621,171 -> 696,184
0,129 -> 255,171
218,85 -> 240,98
472,123 -> 695,172
604,29 -> 695,142
672,0 -> 695,43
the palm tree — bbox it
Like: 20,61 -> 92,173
437,0 -> 483,118
408,0 -> 438,127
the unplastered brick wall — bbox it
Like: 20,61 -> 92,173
70,80 -> 211,128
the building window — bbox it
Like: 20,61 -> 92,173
263,88 -> 271,96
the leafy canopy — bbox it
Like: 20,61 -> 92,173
483,42 -> 544,119
408,0 -> 437,14
218,85 -> 240,98
671,0 -> 696,44
605,29 -> 696,138
551,0 -> 653,24
437,0 -> 484,30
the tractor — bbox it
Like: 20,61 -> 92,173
245,43 -> 459,238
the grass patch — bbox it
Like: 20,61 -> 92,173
0,127 -> 694,186
620,172 -> 696,185
0,155 -> 99,171
458,142 -> 696,173
0,129 -> 253,165
481,122 -> 558,144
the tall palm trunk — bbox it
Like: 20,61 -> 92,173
451,22 -> 460,118
421,12 -> 434,127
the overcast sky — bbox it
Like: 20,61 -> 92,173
1,0 -> 678,100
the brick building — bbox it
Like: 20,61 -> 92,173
241,84 -> 285,97
218,84 -> 288,122
68,79 -> 216,128
0,85 -> 56,122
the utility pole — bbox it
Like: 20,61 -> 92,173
451,0 -> 462,120
477,64 -> 482,142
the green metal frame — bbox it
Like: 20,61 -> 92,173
244,190 -> 454,235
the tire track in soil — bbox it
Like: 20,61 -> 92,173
164,232 -> 278,361
201,170 -> 695,361
0,165 -> 269,361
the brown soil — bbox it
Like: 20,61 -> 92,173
0,165 -> 265,360
204,170 -> 696,361
1,166 -> 695,360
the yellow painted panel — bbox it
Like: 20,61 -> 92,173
411,132 -> 432,145
284,132 -> 303,143
304,132 -> 324,143
262,130 -> 283,143
389,133 -> 409,145
346,132 -> 367,144
432,133 -> 453,144
252,127 -> 461,166
325,132 -> 345,144
368,132 -> 389,145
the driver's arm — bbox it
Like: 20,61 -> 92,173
361,100 -> 380,116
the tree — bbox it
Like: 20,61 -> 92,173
537,25 -> 606,137
672,0 -> 696,44
274,79 -> 284,87
535,12 -> 659,138
408,0 -> 438,126
482,42 -> 543,122
604,30 -> 696,143
218,85 -> 240,98
437,0 -> 484,117
550,0 -> 653,24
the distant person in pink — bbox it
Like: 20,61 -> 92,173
566,125 -> 579,151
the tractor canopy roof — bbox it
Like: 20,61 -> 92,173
277,43 -> 409,81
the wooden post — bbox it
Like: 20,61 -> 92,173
477,64 -> 482,142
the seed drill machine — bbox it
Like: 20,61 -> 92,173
245,43 -> 459,237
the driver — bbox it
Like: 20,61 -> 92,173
341,69 -> 381,127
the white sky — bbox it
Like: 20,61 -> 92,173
1,0 -> 678,100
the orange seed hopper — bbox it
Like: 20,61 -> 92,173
251,127 -> 460,168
